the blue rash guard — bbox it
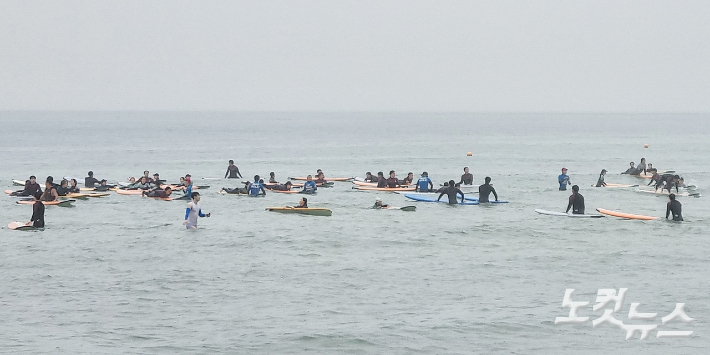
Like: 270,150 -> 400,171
302,180 -> 317,193
248,181 -> 265,196
184,184 -> 193,198
558,174 -> 570,191
416,176 -> 432,192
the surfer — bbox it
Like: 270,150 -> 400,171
184,192 -> 210,229
478,177 -> 499,203
646,163 -> 657,174
637,158 -> 647,175
85,171 -> 100,188
25,176 -> 42,196
127,176 -> 151,190
294,197 -> 308,208
29,191 -> 45,228
182,176 -> 193,198
666,194 -> 683,221
221,182 -> 249,194
401,172 -> 414,186
302,175 -> 318,194
140,171 -> 154,183
416,172 -> 434,192
460,167 -> 474,185
565,185 -> 585,214
314,172 -> 327,184
94,180 -> 114,192
269,172 -> 278,184
595,169 -> 608,187
39,176 -> 59,202
365,172 -> 377,183
559,168 -> 570,191
386,171 -> 401,188
621,162 -> 637,175
373,197 -> 389,209
68,179 -> 81,193
437,180 -> 464,205
271,181 -> 293,191
144,187 -> 173,198
248,175 -> 266,196
376,172 -> 387,188
225,160 -> 243,179
56,179 -> 71,196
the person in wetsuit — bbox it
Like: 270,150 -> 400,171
85,171 -> 101,188
460,167 -> 474,186
646,163 -> 657,174
29,191 -> 45,228
302,175 -> 318,194
657,174 -> 679,193
139,171 -> 154,184
666,194 -> 683,221
401,172 -> 414,186
184,192 -> 210,229
294,197 -> 308,208
478,177 -> 499,203
364,172 -> 377,183
94,180 -> 115,192
416,172 -> 434,192
271,181 -> 293,191
559,168 -> 570,191
376,172 -> 387,188
128,177 -> 152,190
9,180 -> 32,197
565,185 -> 585,214
225,160 -> 242,179
437,180 -> 464,204
621,162 -> 637,175
68,179 -> 81,193
25,176 -> 42,196
373,197 -> 389,209
314,173 -> 327,184
56,179 -> 71,196
637,158 -> 647,175
596,169 -> 608,187
386,170 -> 400,188
248,175 -> 266,196
40,176 -> 59,202
269,172 -> 278,184
144,187 -> 172,198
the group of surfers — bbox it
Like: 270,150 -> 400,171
221,171 -> 325,196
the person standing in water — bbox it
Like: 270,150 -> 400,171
478,177 -> 498,203
559,168 -> 570,191
28,190 -> 45,228
666,194 -> 683,221
437,180 -> 464,205
596,169 -> 608,187
565,185 -> 585,214
40,176 -> 59,202
184,192 -> 210,229
225,160 -> 243,179
85,171 -> 100,188
460,167 -> 474,186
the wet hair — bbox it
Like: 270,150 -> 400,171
285,181 -> 292,185
88,171 -> 94,176
153,173 -> 159,177
366,172 -> 372,176
229,160 -> 234,164
485,176 -> 491,184
464,167 -> 468,171
377,171 -> 384,176
449,179 -> 455,186
254,175 -> 260,181
185,174 -> 191,178
30,175 -> 36,179
71,179 -> 78,185
191,192 -> 200,199
101,179 -> 107,183
270,172 -> 275,177
572,185 -> 579,192
669,193 -> 676,201
301,197 -> 308,204
46,176 -> 53,184
60,179 -> 68,186
165,187 -> 172,191
144,170 -> 149,174
640,158 -> 645,162
422,172 -> 428,176
443,182 -> 449,186
674,175 -> 680,179
259,179 -> 264,183
34,190 -> 42,200
389,170 -> 395,175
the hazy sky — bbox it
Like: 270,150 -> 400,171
1,1 -> 708,112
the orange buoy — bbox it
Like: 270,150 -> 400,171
644,143 -> 649,148
466,152 -> 473,156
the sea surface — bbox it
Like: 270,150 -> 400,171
0,112 -> 708,354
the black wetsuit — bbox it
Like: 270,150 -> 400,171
223,187 -> 247,194
85,177 -> 100,188
68,186 -> 81,193
146,190 -> 170,198
386,177 -> 400,188
365,175 -> 377,183
438,186 -> 464,204
596,175 -> 606,187
478,183 -> 498,203
56,186 -> 70,196
666,200 -> 683,221
31,201 -> 45,228
376,177 -> 387,188
271,184 -> 291,191
25,182 -> 42,196
567,192 -> 585,214
94,185 -> 114,192
40,186 -> 57,202
225,165 -> 242,179
460,173 -> 474,185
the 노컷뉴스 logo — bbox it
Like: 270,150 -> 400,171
554,288 -> 693,340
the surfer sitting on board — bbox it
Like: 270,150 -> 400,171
401,172 -> 414,186
85,171 -> 101,188
416,172 -> 433,192
646,163 -> 657,174
40,177 -> 59,202
248,175 -> 266,196
376,172 -> 387,188
565,185 -> 585,214
478,177 -> 499,203
595,169 -> 608,187
56,179 -> 71,196
68,179 -> 81,193
621,162 -> 638,175
437,180 -> 464,205
386,171 -> 401,188
269,172 -> 278,184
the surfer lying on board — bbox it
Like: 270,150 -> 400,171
437,180 -> 464,204
401,172 -> 414,186
416,172 -> 434,192
314,172 -> 327,184
666,194 -> 683,221
565,185 -> 585,214
478,177 -> 499,203
221,183 -> 249,194
144,186 -> 172,198
40,177 -> 59,202
595,169 -> 607,187
225,160 -> 243,179
302,175 -> 318,194
9,180 -> 33,196
294,197 -> 308,208
373,197 -> 388,209
271,181 -> 293,191
184,192 -> 210,229
386,171 -> 401,188
127,177 -> 152,190
460,167 -> 474,185
365,172 -> 377,183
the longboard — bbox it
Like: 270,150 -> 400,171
7,221 -> 35,230
16,199 -> 75,206
535,209 -> 604,218
403,194 -> 479,205
353,186 -> 416,192
266,207 -> 332,216
289,177 -> 352,182
596,208 -> 658,220
381,206 -> 416,211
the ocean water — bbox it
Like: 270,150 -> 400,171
0,112 -> 708,354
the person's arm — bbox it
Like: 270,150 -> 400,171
237,167 -> 242,179
51,189 -> 59,200
437,192 -> 445,201
225,168 -> 229,179
198,209 -> 208,217
184,204 -> 191,225
428,180 -> 433,190
666,202 -> 671,219
565,195 -> 573,213
647,179 -> 654,186
415,183 -> 419,192
260,186 -> 266,195
492,187 -> 498,201
458,189 -> 464,202
675,183 -> 679,193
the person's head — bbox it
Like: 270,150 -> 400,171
601,169 -> 607,175
45,176 -> 54,187
629,162 -> 635,167
377,171 -> 384,177
455,183 -> 461,188
318,172 -> 325,178
640,158 -> 646,163
185,176 -> 192,185
153,173 -> 159,180
389,170 -> 395,177
669,193 -> 676,201
449,179 -> 456,186
561,168 -> 567,174
254,175 -> 260,182
443,182 -> 449,187
191,191 -> 200,202
229,159 -> 234,165
648,163 -> 653,168
140,177 -> 147,183
317,169 -> 322,174
34,190 -> 42,201
259,179 -> 264,183
422,171 -> 428,177
306,175 -> 312,181
375,197 -> 382,206
485,176 -> 492,184
366,172 -> 372,177
572,185 -> 579,192
60,179 -> 68,187
24,180 -> 30,186
407,172 -> 413,178
30,176 -> 36,183
300,197 -> 307,206
128,177 -> 136,183
143,170 -> 149,177
71,178 -> 78,186
100,179 -> 107,186
464,167 -> 469,173
270,172 -> 275,177
179,177 -> 185,183
673,175 -> 680,181
88,171 -> 94,177
285,181 -> 292,187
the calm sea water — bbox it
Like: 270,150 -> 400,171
0,112 -> 708,354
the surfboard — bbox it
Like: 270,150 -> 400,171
12,179 -> 25,186
637,189 -> 700,197
289,177 -> 352,182
80,187 -> 118,192
596,208 -> 658,220
16,199 -> 75,206
115,189 -> 145,195
403,194 -> 479,205
381,206 -> 417,211
535,209 -> 604,218
590,183 -> 639,188
353,186 -> 416,192
144,196 -> 174,201
266,207 -> 332,216
7,221 -> 35,230
269,189 -> 302,194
